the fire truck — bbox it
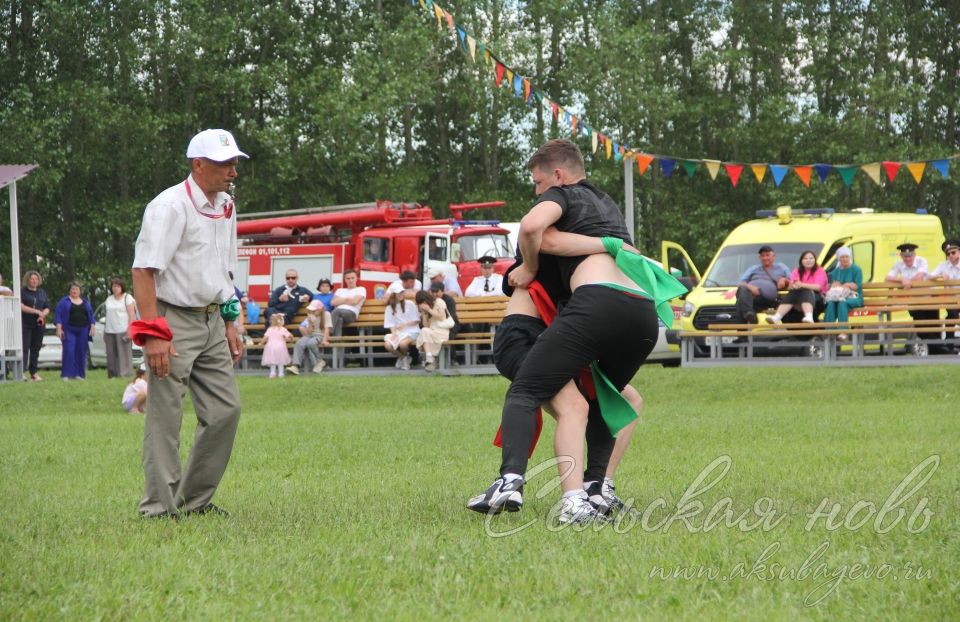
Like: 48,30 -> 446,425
234,200 -> 515,301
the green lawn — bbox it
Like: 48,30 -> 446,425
1,367 -> 957,620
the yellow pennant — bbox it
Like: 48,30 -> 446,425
418,0 -> 427,10
467,35 -> 476,62
861,163 -> 882,185
704,160 -> 721,180
751,164 -> 767,183
505,68 -> 514,84
484,49 -> 491,65
906,162 -> 927,184
605,138 -> 613,160
433,3 -> 443,29
592,132 -> 598,154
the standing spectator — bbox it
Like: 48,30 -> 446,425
54,281 -> 95,380
259,313 -> 292,378
130,128 -> 245,518
426,266 -> 462,297
312,278 -> 335,311
383,286 -> 420,371
765,250 -> 828,324
0,272 -> 12,295
103,278 -> 137,378
415,289 -> 452,371
464,256 -> 504,297
734,246 -> 791,323
287,300 -> 331,374
19,270 -> 50,381
331,269 -> 366,336
265,269 -> 312,328
823,247 -> 863,340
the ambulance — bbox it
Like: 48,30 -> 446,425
661,206 -> 947,355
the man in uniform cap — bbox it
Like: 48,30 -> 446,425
464,256 -> 504,297
131,128 -> 247,518
930,238 -> 960,352
886,242 -> 944,353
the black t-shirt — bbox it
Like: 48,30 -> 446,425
503,251 -> 570,308
536,180 -> 632,287
20,287 -> 50,327
68,301 -> 89,327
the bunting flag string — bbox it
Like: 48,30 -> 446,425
410,0 -> 957,189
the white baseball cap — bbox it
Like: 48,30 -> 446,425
186,129 -> 249,162
386,282 -> 405,295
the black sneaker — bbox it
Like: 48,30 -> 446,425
585,480 -> 624,515
467,477 -> 524,514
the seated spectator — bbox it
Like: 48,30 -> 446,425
0,272 -> 12,295
383,285 -> 420,371
55,281 -> 95,380
766,250 -> 827,324
464,256 -> 504,297
929,239 -> 960,352
388,270 -> 421,300
122,365 -> 149,414
331,269 -> 366,336
312,278 -> 335,311
287,300 -> 331,374
735,245 -> 791,323
265,269 -> 312,328
415,289 -> 453,372
429,281 -> 459,339
426,265 -> 462,297
823,246 -> 863,340
886,242 -> 942,352
259,313 -> 293,378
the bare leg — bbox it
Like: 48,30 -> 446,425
548,381 -> 589,495
773,303 -> 793,318
605,385 -> 643,479
132,392 -> 148,414
801,302 -> 813,315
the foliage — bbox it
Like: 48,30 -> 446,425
0,0 -> 957,296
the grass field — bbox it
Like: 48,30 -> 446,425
1,366 -> 957,620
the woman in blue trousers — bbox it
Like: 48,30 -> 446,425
55,282 -> 96,380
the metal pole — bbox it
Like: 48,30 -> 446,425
10,181 -> 20,295
623,157 -> 635,245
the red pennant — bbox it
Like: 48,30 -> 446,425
794,165 -> 813,187
494,62 -> 505,86
724,163 -> 744,187
882,161 -> 901,182
551,101 -> 559,120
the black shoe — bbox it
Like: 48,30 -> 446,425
585,480 -> 624,516
141,511 -> 180,521
186,503 -> 229,517
467,477 -> 524,514
744,312 -> 757,324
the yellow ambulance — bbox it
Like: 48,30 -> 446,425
662,206 -> 946,355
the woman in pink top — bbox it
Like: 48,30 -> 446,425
766,250 -> 828,324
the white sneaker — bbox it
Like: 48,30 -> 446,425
765,315 -> 782,324
395,356 -> 403,369
557,494 -> 605,525
801,316 -> 814,323
313,359 -> 326,373
286,365 -> 299,375
401,355 -> 411,371
467,477 -> 524,514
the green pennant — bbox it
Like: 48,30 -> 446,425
681,160 -> 699,177
837,166 -> 857,188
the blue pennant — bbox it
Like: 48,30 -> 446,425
770,165 -> 789,187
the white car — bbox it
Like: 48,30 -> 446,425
88,303 -> 143,369
36,325 -> 62,369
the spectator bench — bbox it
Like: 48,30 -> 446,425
240,296 -> 510,371
678,280 -> 960,366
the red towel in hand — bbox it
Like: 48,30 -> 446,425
129,318 -> 173,346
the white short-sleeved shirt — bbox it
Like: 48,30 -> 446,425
886,257 -> 928,281
384,300 -> 421,334
465,273 -> 504,297
332,286 -> 367,316
104,293 -> 136,333
931,259 -> 960,281
133,175 -> 237,307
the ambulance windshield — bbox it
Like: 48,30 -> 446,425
702,243 -> 824,287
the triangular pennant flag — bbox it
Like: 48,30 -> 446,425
505,68 -> 514,84
513,74 -> 522,98
861,163 -> 881,185
563,111 -> 570,127
637,154 -> 654,176
614,143 -> 622,162
681,160 -> 699,177
724,163 -> 744,187
445,11 -> 456,34
660,159 -> 676,178
425,0 -> 433,9
836,166 -> 857,188
750,164 -> 767,183
906,162 -> 927,184
418,0 -> 427,11
794,165 -> 813,187
591,132 -> 598,154
882,161 -> 900,183
467,35 -> 476,62
605,138 -> 613,160
814,163 -> 832,183
770,164 -> 789,187
433,3 -> 443,29
931,159 -> 950,178
523,79 -> 531,102
494,62 -> 505,86
456,27 -> 466,50
704,160 -> 721,180
570,116 -> 578,136
551,101 -> 559,120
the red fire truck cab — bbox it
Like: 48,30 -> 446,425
235,201 -> 515,301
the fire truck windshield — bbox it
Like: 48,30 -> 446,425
456,233 -> 513,261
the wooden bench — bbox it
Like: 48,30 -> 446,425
678,280 -> 960,366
